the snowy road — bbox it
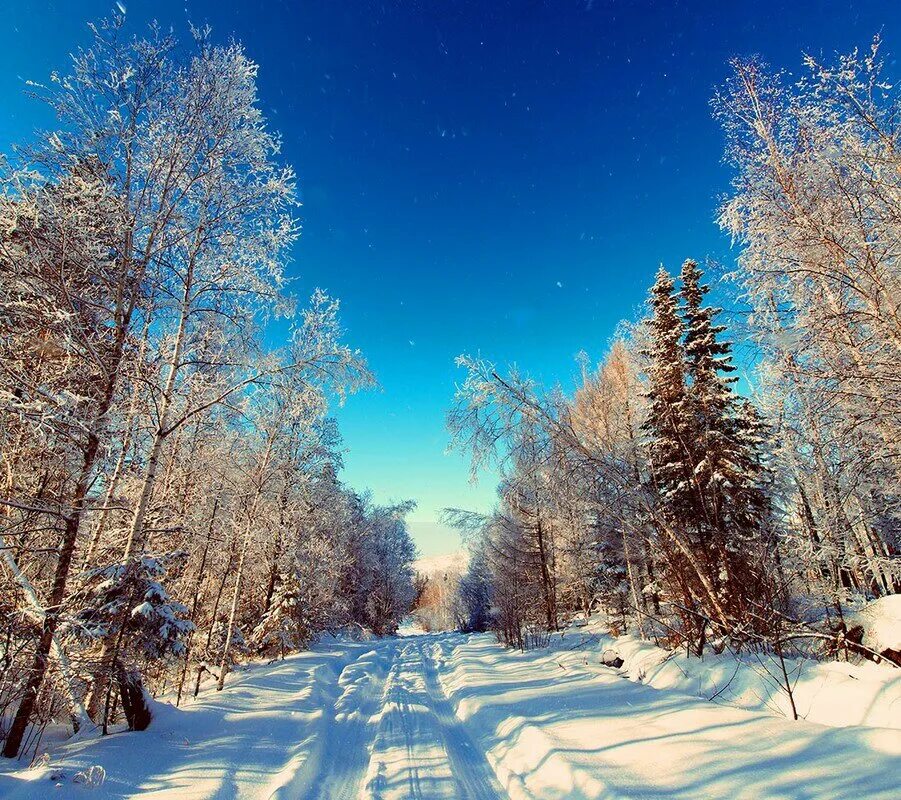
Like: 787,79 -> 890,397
1,630 -> 899,799
304,638 -> 504,800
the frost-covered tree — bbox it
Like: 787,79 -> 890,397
1,15 -> 301,755
443,36 -> 900,671
0,161 -> 142,757
714,40 -> 901,603
0,16 -> 379,759
449,265 -> 776,654
458,544 -> 493,633
360,503 -> 418,636
569,339 -> 659,626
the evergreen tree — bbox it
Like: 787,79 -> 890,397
68,552 -> 193,732
642,266 -> 720,650
679,259 -> 771,622
642,267 -> 694,521
641,262 -> 773,647
251,570 -> 306,658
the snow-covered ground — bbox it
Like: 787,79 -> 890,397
0,635 -> 502,800
0,638 -> 368,799
1,629 -> 899,799
557,615 -> 901,730
435,632 -> 900,799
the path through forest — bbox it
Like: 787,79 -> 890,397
304,637 -> 504,800
1,630 -> 899,799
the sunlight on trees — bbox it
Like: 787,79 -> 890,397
446,40 -> 899,666
0,18 -> 416,760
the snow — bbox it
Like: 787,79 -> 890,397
566,617 -> 901,730
0,640 -> 360,799
434,632 -> 901,799
360,639 -> 504,799
130,602 -> 154,618
0,636 -> 500,800
396,616 -> 429,637
2,628 -> 899,799
845,595 -> 901,655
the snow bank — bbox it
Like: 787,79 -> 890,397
845,594 -> 901,658
0,639 -> 365,799
567,616 -> 901,730
434,632 -> 901,800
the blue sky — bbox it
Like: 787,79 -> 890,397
2,1 -> 898,556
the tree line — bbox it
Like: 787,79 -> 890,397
448,39 -> 900,661
0,19 -> 416,760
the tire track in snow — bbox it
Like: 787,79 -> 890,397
361,637 -> 506,800
418,638 -> 507,800
301,639 -> 400,800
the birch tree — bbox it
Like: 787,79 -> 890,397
714,40 -> 901,602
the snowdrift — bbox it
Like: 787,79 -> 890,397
433,631 -> 901,800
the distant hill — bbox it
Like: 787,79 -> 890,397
413,551 -> 469,577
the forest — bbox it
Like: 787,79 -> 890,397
436,41 -> 900,670
0,20 -> 418,762
1,12 -> 899,783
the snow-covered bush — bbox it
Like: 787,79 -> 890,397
69,553 -> 193,662
250,571 -> 309,657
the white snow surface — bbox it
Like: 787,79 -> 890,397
435,632 -> 901,799
568,616 -> 901,730
1,627 -> 899,799
845,594 -> 901,654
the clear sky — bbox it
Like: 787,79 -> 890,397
2,1 -> 898,556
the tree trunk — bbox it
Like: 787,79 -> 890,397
621,527 -> 646,638
2,445 -> 100,757
176,496 -> 218,706
216,431 -> 275,691
116,661 -> 152,731
217,522 -> 252,691
122,250 -> 197,560
532,507 -> 557,632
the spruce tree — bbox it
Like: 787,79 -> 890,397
643,266 -> 722,651
679,259 -> 770,621
251,570 -> 307,658
642,267 -> 694,522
